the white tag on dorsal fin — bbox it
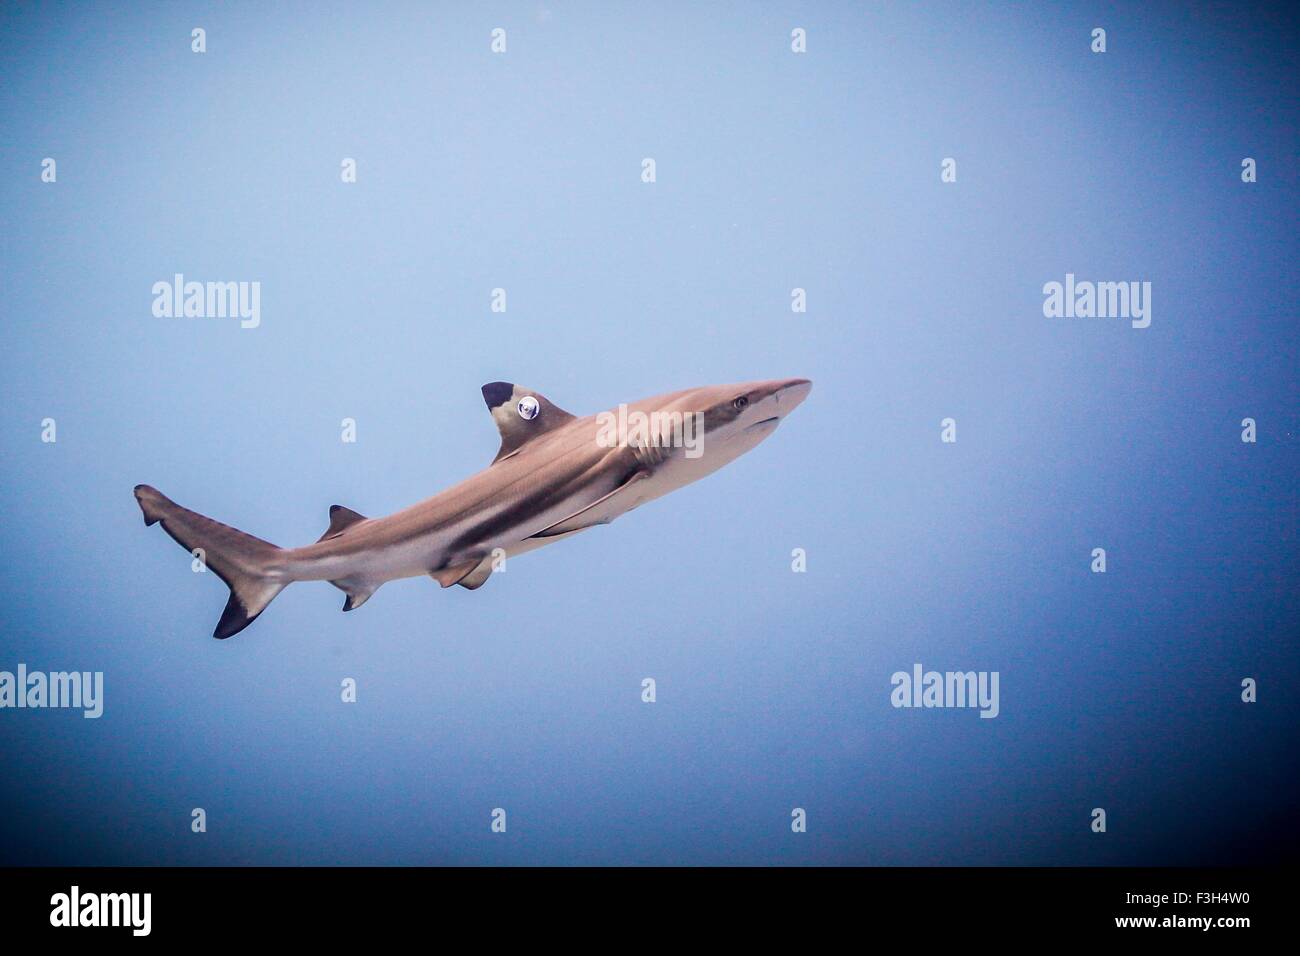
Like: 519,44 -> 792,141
480,381 -> 576,464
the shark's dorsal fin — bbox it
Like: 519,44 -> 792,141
481,381 -> 576,464
317,505 -> 367,542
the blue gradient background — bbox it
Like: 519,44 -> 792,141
1,2 -> 1296,865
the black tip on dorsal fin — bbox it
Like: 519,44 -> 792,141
480,381 -> 577,464
482,381 -> 515,409
318,505 -> 367,542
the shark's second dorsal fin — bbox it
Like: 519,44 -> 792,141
481,381 -> 576,464
318,505 -> 367,542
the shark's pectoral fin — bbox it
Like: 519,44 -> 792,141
530,470 -> 651,539
318,505 -> 368,542
429,557 -> 488,589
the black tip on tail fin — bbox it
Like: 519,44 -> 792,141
214,593 -> 264,640
134,483 -> 286,640
134,484 -> 164,526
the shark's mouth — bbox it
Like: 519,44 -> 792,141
745,416 -> 780,432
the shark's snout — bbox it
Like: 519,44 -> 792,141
739,378 -> 812,435
775,377 -> 812,412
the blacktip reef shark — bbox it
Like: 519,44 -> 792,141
134,377 -> 812,639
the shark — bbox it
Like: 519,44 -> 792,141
134,377 -> 812,639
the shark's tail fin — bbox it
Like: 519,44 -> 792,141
133,484 -> 287,639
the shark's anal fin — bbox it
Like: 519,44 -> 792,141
430,557 -> 488,588
481,382 -> 576,464
328,576 -> 378,611
318,505 -> 367,542
530,470 -> 650,539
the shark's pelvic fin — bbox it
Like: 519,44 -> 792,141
481,381 -> 575,464
318,504 -> 367,542
455,556 -> 495,590
133,484 -> 286,640
430,557 -> 487,588
531,470 -> 651,538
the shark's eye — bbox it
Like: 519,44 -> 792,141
517,396 -> 540,420
732,396 -> 749,411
